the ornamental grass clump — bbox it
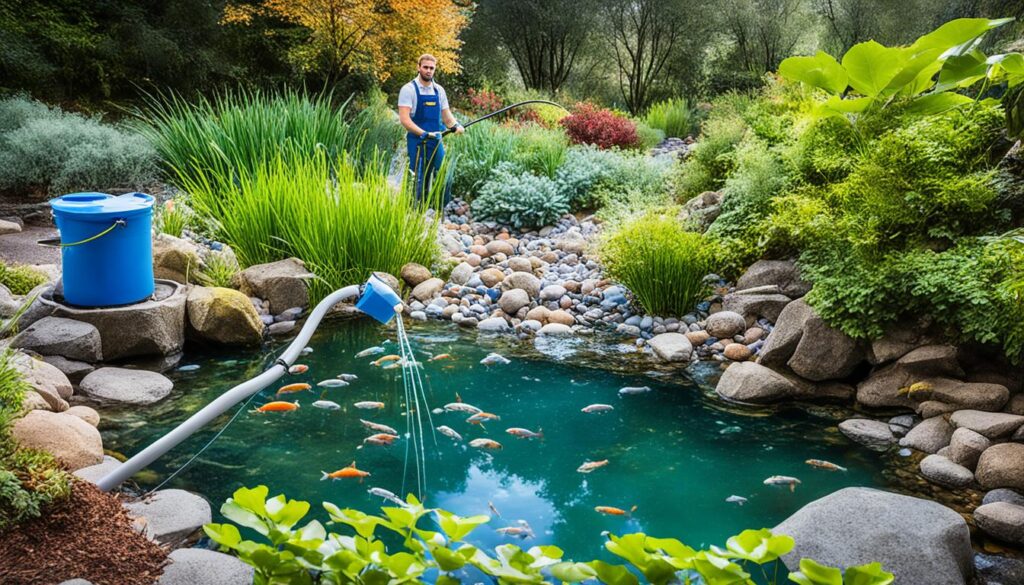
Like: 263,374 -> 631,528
601,212 -> 717,316
646,98 -> 694,138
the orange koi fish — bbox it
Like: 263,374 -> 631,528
321,461 -> 371,481
354,401 -> 385,410
288,364 -> 309,374
506,427 -> 543,439
363,433 -> 399,446
469,438 -> 503,450
276,383 -> 311,396
595,505 -> 637,517
371,354 -> 401,367
429,353 -> 452,362
467,412 -> 500,425
805,459 -> 847,472
251,401 -> 300,413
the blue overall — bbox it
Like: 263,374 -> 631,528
406,79 -> 446,201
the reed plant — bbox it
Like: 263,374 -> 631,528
444,119 -> 518,197
601,211 -> 717,316
646,97 -> 694,138
178,147 -> 442,301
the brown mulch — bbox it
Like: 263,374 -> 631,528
0,480 -> 169,585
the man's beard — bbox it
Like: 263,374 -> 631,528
420,73 -> 433,82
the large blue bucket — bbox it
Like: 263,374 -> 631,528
356,274 -> 403,324
49,192 -> 155,307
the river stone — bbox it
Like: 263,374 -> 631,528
950,410 -> 1024,439
485,239 -> 515,257
948,427 -> 991,470
920,454 -> 974,488
540,285 -> 566,301
152,233 -> 201,284
538,323 -> 572,336
838,419 -> 895,451
71,456 -> 121,485
984,489 -> 1024,507
449,262 -> 474,286
705,311 -> 746,339
477,317 -> 511,332
547,309 -> 575,326
399,262 -> 432,287
647,333 -> 692,362
11,410 -> 103,471
21,390 -> 52,412
900,416 -> 954,454
974,502 -> 1024,545
856,345 -> 963,410
158,548 -> 254,585
716,362 -> 807,404
10,316 -> 103,362
40,355 -> 94,384
186,286 -> 264,346
977,443 -> 1024,490
722,292 -> 791,324
917,400 -> 958,419
735,259 -> 811,298
411,278 -> 444,302
723,343 -> 752,361
234,257 -> 312,313
79,367 -> 173,405
974,552 -> 1024,585
757,298 -> 815,367
507,257 -> 532,273
502,272 -> 541,298
924,378 -> 1010,412
773,487 -> 972,585
0,218 -> 21,235
498,289 -> 530,315
556,229 -> 587,254
11,352 -> 72,411
124,489 -> 212,547
65,405 -> 100,427
42,280 -> 186,360
685,330 -> 710,345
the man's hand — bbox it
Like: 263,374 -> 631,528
425,131 -> 443,140
453,124 -> 465,135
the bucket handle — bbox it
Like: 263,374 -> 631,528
37,219 -> 127,248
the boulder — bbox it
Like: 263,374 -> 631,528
11,352 -> 72,411
1005,393 -> 1024,416
538,323 -> 572,336
919,454 -> 974,488
186,286 -> 264,346
10,316 -> 102,362
856,345 -> 963,409
42,280 -> 186,360
950,410 -> 1024,439
477,317 -> 511,332
79,367 -> 173,405
722,292 -> 792,324
40,355 -> 94,384
716,362 -> 808,404
918,400 -> 958,419
152,233 -> 201,284
73,456 -> 122,484
124,489 -> 212,547
678,190 -> 723,230
498,289 -> 530,315
735,259 -> 811,298
647,333 -> 693,363
547,309 -> 575,326
758,299 -> 862,381
773,487 -> 973,585
0,218 -> 21,235
411,278 -> 445,302
158,548 -> 254,585
704,311 -> 746,339
449,262 -> 474,286
21,390 -> 52,412
723,343 -> 752,361
920,378 -> 1009,412
974,552 -> 1024,585
984,489 -> 1024,507
977,443 -> 1024,490
502,272 -> 541,298
838,419 -> 896,451
973,502 -> 1024,545
0,283 -> 55,336
867,322 -> 935,365
399,263 -> 432,287
11,410 -> 103,471
556,229 -> 587,255
234,257 -> 313,313
900,416 -> 954,454
948,427 -> 990,470
758,299 -> 814,367
65,405 -> 100,427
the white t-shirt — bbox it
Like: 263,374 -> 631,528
397,78 -> 449,118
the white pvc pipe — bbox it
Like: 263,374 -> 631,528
97,285 -> 362,491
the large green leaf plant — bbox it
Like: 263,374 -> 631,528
204,486 -> 893,585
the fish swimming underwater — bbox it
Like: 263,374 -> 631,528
618,386 -> 652,396
338,374 -> 358,382
488,501 -> 502,518
321,462 -> 370,481
577,459 -> 609,473
437,425 -> 463,441
506,427 -> 543,439
480,353 -> 511,366
805,459 -> 847,472
301,347 -> 314,355
763,475 -> 802,492
725,495 -> 748,506
467,412 -> 501,425
368,487 -> 406,507
317,379 -> 348,388
312,400 -> 341,410
288,364 -> 309,374
177,364 -> 200,372
251,401 -> 299,413
469,438 -> 503,450
429,353 -> 452,362
276,383 -> 312,396
496,520 -> 534,539
360,419 -> 398,435
595,505 -> 636,517
354,401 -> 385,410
356,346 -> 385,358
372,354 -> 401,367
444,402 -> 482,415
581,404 -> 614,414
363,433 -> 399,446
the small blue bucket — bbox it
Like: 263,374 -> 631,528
49,192 -> 155,307
356,274 -> 403,324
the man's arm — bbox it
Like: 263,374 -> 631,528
398,106 -> 427,137
441,109 -> 464,133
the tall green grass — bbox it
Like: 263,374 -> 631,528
445,120 -> 518,197
132,89 -> 402,187
178,148 -> 443,301
646,98 -> 694,138
601,211 -> 717,316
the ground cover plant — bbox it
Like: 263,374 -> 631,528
0,261 -> 48,296
0,96 -> 157,196
205,485 -> 893,585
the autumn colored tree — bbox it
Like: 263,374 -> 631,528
222,0 -> 470,81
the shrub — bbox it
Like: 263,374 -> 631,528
634,120 -> 666,150
555,146 -> 674,212
0,261 -> 47,295
463,87 -> 503,116
0,96 -> 158,195
673,112 -> 748,199
472,162 -> 570,229
560,102 -> 640,149
445,120 -> 519,198
601,211 -> 718,316
510,124 -> 569,178
785,116 -> 859,185
707,140 -> 792,241
645,97 -> 693,138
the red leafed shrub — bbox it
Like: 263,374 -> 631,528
560,103 -> 639,149
465,88 -> 503,116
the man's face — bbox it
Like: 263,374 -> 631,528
419,61 -> 436,82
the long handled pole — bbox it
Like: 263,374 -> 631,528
441,100 -> 568,136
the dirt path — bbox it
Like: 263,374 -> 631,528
0,226 -> 60,266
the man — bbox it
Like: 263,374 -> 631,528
398,54 -> 464,200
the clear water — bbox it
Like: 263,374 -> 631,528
100,319 -> 891,562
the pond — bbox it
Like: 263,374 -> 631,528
101,319 -> 893,562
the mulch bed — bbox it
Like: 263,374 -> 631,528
0,480 -> 169,585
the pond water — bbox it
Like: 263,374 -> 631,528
101,319 -> 893,563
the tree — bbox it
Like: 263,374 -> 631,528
719,0 -> 812,75
222,0 -> 470,82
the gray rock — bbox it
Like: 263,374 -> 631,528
974,502 -> 1024,545
950,410 -> 1024,439
758,299 -> 862,382
498,289 -> 530,315
57,580 -> 93,585
268,320 -> 295,336
40,355 -> 94,384
124,489 -> 212,547
759,299 -> 815,367
977,443 -> 1024,490
158,548 -> 254,585
11,316 -> 102,362
773,487 -> 972,585
722,292 -> 792,324
948,427 -> 991,470
838,419 -> 896,451
919,454 -> 974,487
410,310 -> 427,321
449,262 -> 474,286
540,284 -> 566,301
900,416 -> 954,454
477,317 -> 511,332
502,272 -> 541,298
152,233 -> 201,284
735,259 -> 811,298
678,190 -> 723,230
866,323 -> 933,365
0,218 -> 22,235
79,367 -> 173,405
411,277 -> 445,302
555,229 -> 587,255
716,361 -> 808,404
984,488 -> 1024,508
11,352 -> 72,411
704,311 -> 746,339
917,400 -> 958,419
647,332 -> 692,362
856,345 -> 963,410
73,456 -> 122,484
974,552 -> 1024,585
538,323 -> 572,336
0,283 -> 55,336
925,378 -> 1009,412
234,257 -> 313,313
